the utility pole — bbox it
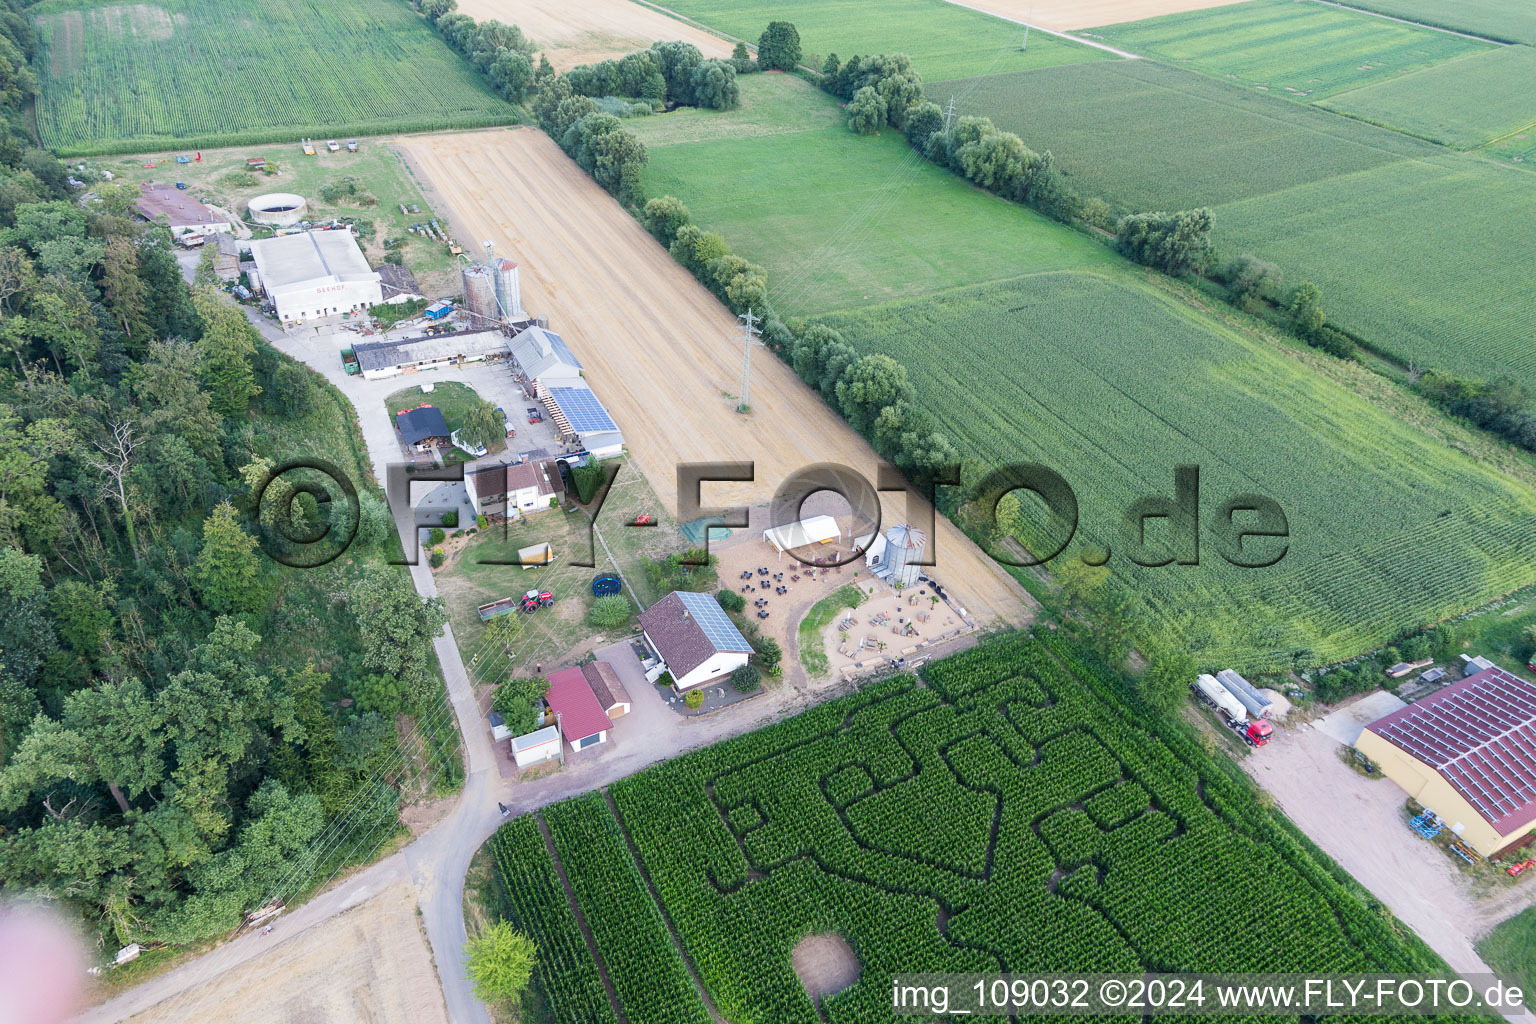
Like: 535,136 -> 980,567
736,309 -> 763,413
942,96 -> 956,134
1022,6 -> 1032,50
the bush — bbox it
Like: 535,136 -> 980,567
428,527 -> 446,546
753,635 -> 782,671
429,549 -> 445,568
729,663 -> 761,693
684,688 -> 704,709
589,594 -> 632,629
476,514 -> 489,530
655,671 -> 674,688
442,510 -> 459,528
716,589 -> 746,613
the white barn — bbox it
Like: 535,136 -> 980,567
249,230 -> 382,324
638,591 -> 754,691
508,325 -> 583,385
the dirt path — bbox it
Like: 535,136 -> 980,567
123,884 -> 447,1024
395,127 -> 1033,630
1247,726 -> 1536,992
944,0 -> 1251,32
453,0 -> 733,70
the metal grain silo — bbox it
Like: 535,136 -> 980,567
461,263 -> 497,323
492,257 -> 523,320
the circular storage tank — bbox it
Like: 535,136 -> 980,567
248,192 -> 307,227
461,264 -> 498,322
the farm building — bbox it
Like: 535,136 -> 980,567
638,591 -> 754,691
394,406 -> 450,452
212,233 -> 242,283
374,263 -> 425,305
509,325 -> 583,385
763,515 -> 840,557
582,661 -> 631,719
1461,654 -> 1497,678
1355,665 -> 1536,857
486,710 -> 512,743
134,183 -> 231,238
248,230 -> 381,324
545,667 -> 612,751
857,524 -> 928,588
543,383 -> 624,459
350,329 -> 509,380
464,456 -> 565,518
510,725 -> 561,769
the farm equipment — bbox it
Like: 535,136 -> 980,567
175,181 -> 187,190
518,542 -> 556,569
175,154 -> 190,164
346,140 -> 358,152
631,514 -> 654,526
520,589 -> 555,613
1506,858 -> 1536,877
526,407 -> 543,424
340,348 -> 359,375
301,138 -> 315,155
1408,811 -> 1442,840
326,140 -> 340,153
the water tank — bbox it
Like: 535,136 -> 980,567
1216,669 -> 1273,719
248,192 -> 306,227
461,264 -> 497,323
492,257 -> 523,319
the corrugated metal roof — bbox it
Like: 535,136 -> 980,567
545,668 -> 610,740
354,329 -> 507,373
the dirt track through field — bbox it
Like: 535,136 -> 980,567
396,128 -> 1032,628
960,0 -> 1251,30
453,0 -> 733,69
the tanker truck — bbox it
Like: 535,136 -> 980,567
1191,673 -> 1273,747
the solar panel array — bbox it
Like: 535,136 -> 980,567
1373,667 -> 1536,828
549,386 -> 618,434
677,591 -> 754,652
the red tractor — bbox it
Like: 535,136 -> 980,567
631,514 -> 654,526
520,589 -> 554,613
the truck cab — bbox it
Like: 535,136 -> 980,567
1245,720 -> 1273,747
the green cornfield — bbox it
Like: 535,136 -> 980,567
824,273 -> 1536,669
492,635 -> 1459,1024
29,0 -> 515,156
1092,0 -> 1493,101
1340,0 -> 1536,45
928,60 -> 1536,384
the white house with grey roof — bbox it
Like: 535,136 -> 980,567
248,230 -> 381,324
637,591 -> 754,691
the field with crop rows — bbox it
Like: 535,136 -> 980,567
489,636 -> 1455,1023
823,273 -> 1536,668
630,74 -> 1112,315
1092,0 -> 1493,100
653,0 -> 1109,80
1341,0 -> 1536,45
30,0 -> 514,155
927,59 -> 1536,382
1317,44 -> 1536,149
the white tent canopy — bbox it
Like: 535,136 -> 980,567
762,515 -> 840,554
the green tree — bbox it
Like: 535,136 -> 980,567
835,354 -> 912,434
729,662 -> 761,692
757,21 -> 801,71
491,676 -> 549,731
349,566 -> 448,710
466,921 -> 537,1004
753,635 -> 782,672
642,196 -> 693,246
716,589 -> 745,613
690,58 -> 739,110
192,289 -> 261,416
1139,650 -> 1195,715
1288,282 -> 1325,339
847,86 -> 887,134
458,398 -> 505,450
588,594 -> 632,629
193,501 -> 261,614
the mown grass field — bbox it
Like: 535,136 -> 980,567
1342,0 -> 1536,45
928,59 -> 1536,382
1091,0 -> 1494,100
629,75 -> 1113,315
489,636 -> 1457,1024
1480,904 -> 1536,996
30,0 -> 514,154
1317,44 -> 1536,149
652,0 -> 1109,80
823,273 -> 1536,667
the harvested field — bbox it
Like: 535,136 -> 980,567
395,127 -> 1032,628
454,0 -> 733,69
954,0 -> 1253,31
125,885 -> 447,1024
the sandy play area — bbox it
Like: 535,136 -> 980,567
453,0 -> 734,70
949,0 -> 1251,31
394,127 -> 1032,629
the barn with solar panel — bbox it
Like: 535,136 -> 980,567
542,382 -> 625,459
637,591 -> 755,691
1355,664 -> 1536,857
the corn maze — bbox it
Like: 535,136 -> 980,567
29,0 -> 514,155
491,635 -> 1458,1024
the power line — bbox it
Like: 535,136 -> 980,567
735,309 -> 763,412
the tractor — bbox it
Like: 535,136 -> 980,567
520,589 -> 555,613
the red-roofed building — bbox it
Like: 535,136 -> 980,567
1355,665 -> 1536,856
545,667 -> 611,750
